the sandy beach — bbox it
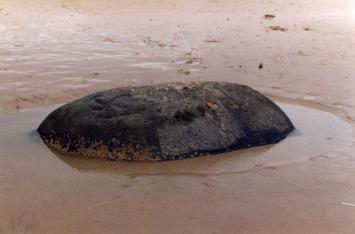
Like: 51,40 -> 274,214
0,0 -> 354,233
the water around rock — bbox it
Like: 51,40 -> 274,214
38,82 -> 294,161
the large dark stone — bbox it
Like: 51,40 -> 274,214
38,82 -> 294,161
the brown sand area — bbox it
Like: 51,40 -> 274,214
0,1 -> 354,233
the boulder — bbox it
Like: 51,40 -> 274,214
38,81 -> 294,161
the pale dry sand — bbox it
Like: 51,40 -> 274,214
0,0 -> 355,233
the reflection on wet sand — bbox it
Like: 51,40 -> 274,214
0,102 -> 354,233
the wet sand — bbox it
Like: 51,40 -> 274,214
0,103 -> 354,233
0,0 -> 355,233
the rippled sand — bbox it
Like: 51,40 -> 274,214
0,1 -> 355,233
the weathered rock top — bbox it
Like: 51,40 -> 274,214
38,81 -> 294,161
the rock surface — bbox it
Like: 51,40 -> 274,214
38,82 -> 295,161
